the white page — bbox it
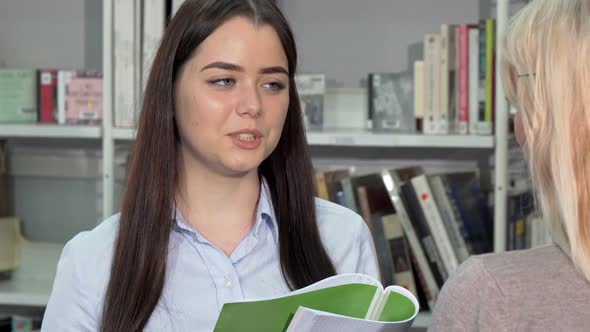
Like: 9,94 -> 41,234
286,307 -> 414,332
226,273 -> 382,303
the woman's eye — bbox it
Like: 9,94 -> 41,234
263,81 -> 286,91
209,78 -> 235,87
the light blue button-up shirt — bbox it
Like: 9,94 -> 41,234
42,180 -> 379,331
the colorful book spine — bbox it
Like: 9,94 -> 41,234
458,24 -> 470,135
142,0 -> 166,93
381,170 -> 440,306
439,25 -> 452,134
475,20 -> 492,135
423,33 -> 441,135
429,175 -> 470,262
411,175 -> 459,274
57,70 -> 74,124
413,61 -> 424,132
0,69 -> 37,123
65,76 -> 103,125
485,19 -> 496,130
114,0 -> 137,128
468,26 -> 480,135
38,69 -> 58,123
382,213 -> 418,296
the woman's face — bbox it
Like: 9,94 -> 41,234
174,16 -> 290,177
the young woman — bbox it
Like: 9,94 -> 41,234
41,1 -> 378,331
429,0 -> 590,330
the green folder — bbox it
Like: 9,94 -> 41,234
214,274 -> 418,332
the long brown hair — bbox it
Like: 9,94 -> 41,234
101,1 -> 336,330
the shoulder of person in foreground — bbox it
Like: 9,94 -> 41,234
41,214 -> 120,332
428,245 -> 567,331
428,253 -> 506,332
313,197 -> 380,280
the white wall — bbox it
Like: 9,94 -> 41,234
0,0 -> 98,69
281,0 -> 480,87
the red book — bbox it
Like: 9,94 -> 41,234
458,25 -> 471,134
39,69 -> 58,123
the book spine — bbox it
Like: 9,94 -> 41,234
315,172 -> 330,201
57,70 -> 75,125
142,0 -> 166,94
114,0 -> 137,128
429,175 -> 470,262
0,69 -> 36,122
413,61 -> 425,131
371,213 -> 395,286
411,175 -> 459,273
458,24 -> 470,135
423,34 -> 441,135
39,69 -> 58,123
382,214 -> 418,295
439,25 -> 450,134
453,25 -> 461,135
341,177 -> 359,213
440,175 -> 474,254
65,76 -> 103,125
408,247 -> 436,310
134,0 -> 143,121
381,170 -> 441,299
367,73 -> 374,130
468,27 -> 480,135
475,20 -> 491,135
400,182 -> 448,282
485,19 -> 496,131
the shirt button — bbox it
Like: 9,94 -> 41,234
223,276 -> 233,288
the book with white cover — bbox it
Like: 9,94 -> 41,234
114,0 -> 137,128
142,0 -> 166,94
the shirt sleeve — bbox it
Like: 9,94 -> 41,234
355,217 -> 381,281
428,256 -> 508,332
41,235 -> 98,332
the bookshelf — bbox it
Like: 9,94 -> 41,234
0,241 -> 63,306
110,127 -> 493,149
307,131 -> 494,149
0,124 -> 101,139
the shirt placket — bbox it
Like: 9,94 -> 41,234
207,245 -> 244,311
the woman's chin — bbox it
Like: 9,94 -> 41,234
220,160 -> 262,177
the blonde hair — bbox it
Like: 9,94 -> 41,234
502,0 -> 590,281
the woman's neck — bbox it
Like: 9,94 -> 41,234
175,152 -> 261,255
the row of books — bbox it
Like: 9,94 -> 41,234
314,167 -> 493,311
0,69 -> 103,125
295,19 -> 497,135
419,19 -> 497,135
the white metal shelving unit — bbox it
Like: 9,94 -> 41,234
109,127 -> 494,149
0,124 -> 101,139
0,241 -> 64,306
0,0 -> 510,327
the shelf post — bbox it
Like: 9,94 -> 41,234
102,0 -> 115,221
494,0 -> 509,252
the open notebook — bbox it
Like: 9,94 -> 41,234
214,273 -> 419,332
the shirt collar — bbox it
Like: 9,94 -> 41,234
172,177 -> 279,244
